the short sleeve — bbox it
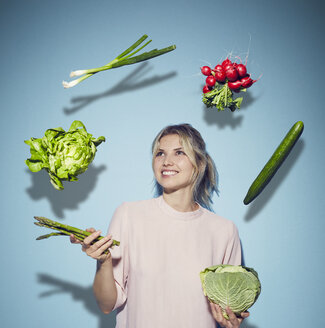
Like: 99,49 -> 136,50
223,221 -> 242,265
107,203 -> 129,310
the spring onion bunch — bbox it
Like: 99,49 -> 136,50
63,34 -> 176,88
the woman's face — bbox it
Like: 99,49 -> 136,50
153,134 -> 195,194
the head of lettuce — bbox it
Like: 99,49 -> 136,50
200,264 -> 261,319
25,120 -> 105,190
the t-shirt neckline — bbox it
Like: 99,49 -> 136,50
156,195 -> 203,220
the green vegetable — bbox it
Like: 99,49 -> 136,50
34,216 -> 119,253
63,34 -> 176,88
25,120 -> 105,190
244,121 -> 304,205
202,82 -> 244,111
200,264 -> 261,319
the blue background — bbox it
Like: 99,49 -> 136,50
1,0 -> 324,327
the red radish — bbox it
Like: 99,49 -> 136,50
214,70 -> 226,82
203,85 -> 211,93
236,64 -> 247,77
206,75 -> 216,87
222,58 -> 232,68
214,64 -> 224,72
241,76 -> 256,88
223,63 -> 234,72
201,66 -> 212,76
225,67 -> 239,82
228,80 -> 242,90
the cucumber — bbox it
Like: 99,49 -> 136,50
243,121 -> 304,205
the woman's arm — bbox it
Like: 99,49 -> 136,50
70,229 -> 117,314
93,256 -> 117,314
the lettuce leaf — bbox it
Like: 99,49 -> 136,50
25,120 -> 105,190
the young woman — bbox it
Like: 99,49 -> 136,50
71,124 -> 249,328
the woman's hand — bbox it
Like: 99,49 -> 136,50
70,228 -> 114,263
210,302 -> 249,328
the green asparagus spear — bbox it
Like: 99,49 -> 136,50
34,216 -> 120,248
36,232 -> 66,240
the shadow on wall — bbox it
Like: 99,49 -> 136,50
25,164 -> 106,219
244,138 -> 305,221
63,62 -> 177,115
38,273 -> 259,328
202,91 -> 258,130
37,273 -> 116,328
240,320 -> 259,328
218,320 -> 259,328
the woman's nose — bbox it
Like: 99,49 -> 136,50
163,154 -> 173,166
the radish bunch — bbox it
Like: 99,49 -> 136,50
202,58 -> 257,93
201,58 -> 258,111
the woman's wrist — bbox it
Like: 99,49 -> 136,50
97,255 -> 113,267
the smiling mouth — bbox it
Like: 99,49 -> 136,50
162,170 -> 178,176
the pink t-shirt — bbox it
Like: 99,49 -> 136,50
108,196 -> 241,328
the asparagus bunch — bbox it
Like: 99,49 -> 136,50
63,34 -> 176,88
34,216 -> 119,253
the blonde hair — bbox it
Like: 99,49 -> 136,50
151,123 -> 218,210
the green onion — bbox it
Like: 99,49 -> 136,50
63,34 -> 176,88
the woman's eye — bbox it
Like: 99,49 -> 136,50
156,151 -> 164,157
176,150 -> 185,155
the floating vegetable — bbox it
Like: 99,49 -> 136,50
34,216 -> 119,253
244,121 -> 304,205
201,57 -> 258,111
202,80 -> 243,112
63,34 -> 176,88
25,120 -> 105,190
201,66 -> 212,76
200,264 -> 261,319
